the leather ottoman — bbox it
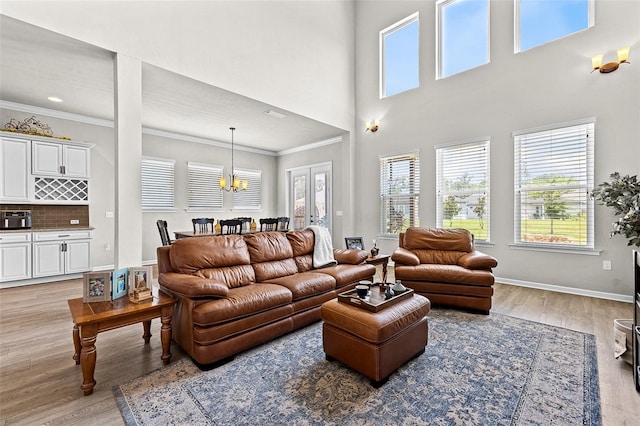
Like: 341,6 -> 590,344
320,294 -> 430,386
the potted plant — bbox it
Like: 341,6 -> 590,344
591,172 -> 640,247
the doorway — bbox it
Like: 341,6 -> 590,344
288,162 -> 332,231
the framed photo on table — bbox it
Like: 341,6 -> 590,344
129,266 -> 154,303
111,268 -> 129,300
83,272 -> 112,303
345,237 -> 364,250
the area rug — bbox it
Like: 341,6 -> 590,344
114,309 -> 600,425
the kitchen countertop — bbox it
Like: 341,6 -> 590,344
0,226 -> 94,233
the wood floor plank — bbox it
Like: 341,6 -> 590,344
1,276 -> 638,424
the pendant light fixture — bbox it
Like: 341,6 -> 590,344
220,127 -> 248,192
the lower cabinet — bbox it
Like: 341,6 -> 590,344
0,233 -> 32,282
32,231 -> 92,278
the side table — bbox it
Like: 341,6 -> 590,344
67,289 -> 175,396
365,254 -> 390,283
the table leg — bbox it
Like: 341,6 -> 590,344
160,305 -> 173,365
382,260 -> 388,283
142,320 -> 152,344
72,324 -> 81,365
79,323 -> 98,396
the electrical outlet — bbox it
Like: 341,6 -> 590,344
104,243 -> 111,251
70,219 -> 79,225
105,211 -> 114,218
602,260 -> 612,270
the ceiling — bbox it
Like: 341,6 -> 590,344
0,15 -> 345,153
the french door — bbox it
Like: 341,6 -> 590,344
289,163 -> 332,231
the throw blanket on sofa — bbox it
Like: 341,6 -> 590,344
307,226 -> 337,268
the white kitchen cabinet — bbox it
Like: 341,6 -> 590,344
0,137 -> 31,202
32,140 -> 90,178
0,233 -> 32,282
32,231 -> 92,278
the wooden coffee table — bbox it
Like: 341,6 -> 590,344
67,289 -> 175,395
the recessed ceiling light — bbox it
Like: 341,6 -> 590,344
264,110 -> 286,119
47,96 -> 63,103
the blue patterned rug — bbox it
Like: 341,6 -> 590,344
114,309 -> 600,425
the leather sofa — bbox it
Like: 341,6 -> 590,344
157,229 -> 375,366
391,227 -> 498,314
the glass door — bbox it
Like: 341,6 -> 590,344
289,163 -> 332,231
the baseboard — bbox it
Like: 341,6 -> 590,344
496,276 -> 633,304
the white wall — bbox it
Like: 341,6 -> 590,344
354,0 -> 640,298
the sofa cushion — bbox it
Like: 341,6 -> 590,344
333,248 -> 369,265
192,283 -> 292,325
403,227 -> 473,252
244,232 -> 300,281
395,264 -> 494,286
316,264 -> 376,288
286,229 -> 315,257
265,271 -> 336,300
413,249 -> 466,265
169,235 -> 255,288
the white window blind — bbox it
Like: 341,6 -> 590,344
379,152 -> 420,235
514,120 -> 594,248
233,168 -> 262,210
188,162 -> 223,210
436,140 -> 490,241
141,157 -> 175,210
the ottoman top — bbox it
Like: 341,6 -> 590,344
321,294 -> 431,344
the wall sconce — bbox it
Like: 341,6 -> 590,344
592,47 -> 630,73
365,119 -> 379,132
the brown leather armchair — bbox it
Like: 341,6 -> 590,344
391,227 -> 498,314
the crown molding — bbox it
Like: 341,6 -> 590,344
0,100 -> 113,127
277,135 -> 342,156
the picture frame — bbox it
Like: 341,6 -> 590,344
111,267 -> 129,300
345,237 -> 364,250
129,266 -> 153,295
83,271 -> 112,303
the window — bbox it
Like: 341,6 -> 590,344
188,162 -> 223,210
436,0 -> 489,79
141,157 -> 175,210
516,0 -> 593,52
514,119 -> 595,249
233,168 -> 262,210
379,152 -> 420,235
380,12 -> 419,98
436,139 -> 490,241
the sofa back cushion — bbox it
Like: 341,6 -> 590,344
243,231 -> 299,281
169,235 -> 255,288
286,229 -> 315,272
403,227 -> 473,252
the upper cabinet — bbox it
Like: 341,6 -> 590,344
0,133 -> 94,204
32,140 -> 90,178
0,137 -> 31,202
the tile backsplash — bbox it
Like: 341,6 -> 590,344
0,204 -> 89,229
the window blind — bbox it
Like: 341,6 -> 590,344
379,152 -> 420,235
188,162 -> 223,210
436,140 -> 490,241
514,121 -> 594,247
233,168 -> 262,210
141,157 -> 174,209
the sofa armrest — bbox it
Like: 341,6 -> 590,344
391,248 -> 420,266
158,272 -> 229,298
333,248 -> 368,265
457,251 -> 498,270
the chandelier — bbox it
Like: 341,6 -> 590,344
219,127 -> 248,192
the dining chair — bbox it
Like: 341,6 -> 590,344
220,219 -> 243,235
259,218 -> 278,232
235,217 -> 252,232
156,220 -> 172,246
277,216 -> 290,232
192,217 -> 214,233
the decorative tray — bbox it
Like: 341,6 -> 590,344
337,286 -> 413,312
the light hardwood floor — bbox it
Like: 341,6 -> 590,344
1,274 -> 638,425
